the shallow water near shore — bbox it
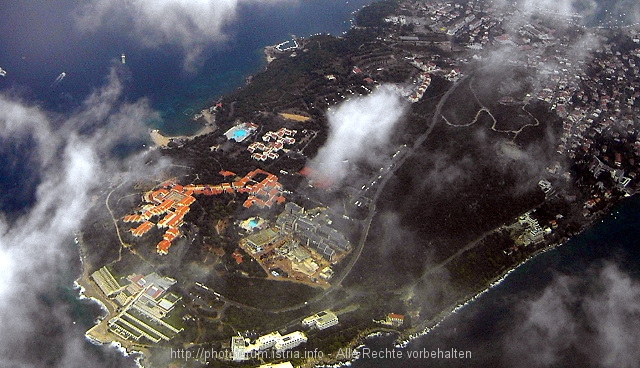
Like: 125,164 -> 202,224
0,1 -> 377,366
0,0 -> 377,136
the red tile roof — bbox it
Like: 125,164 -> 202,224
128,169 -> 287,254
157,240 -> 171,255
131,221 -> 154,236
219,170 -> 236,177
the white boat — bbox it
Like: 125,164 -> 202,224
121,53 -> 126,64
0,67 -> 6,77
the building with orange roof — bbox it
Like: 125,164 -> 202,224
158,212 -> 177,228
131,221 -> 154,237
163,227 -> 179,242
175,206 -> 190,216
126,169 -> 288,255
149,188 -> 169,204
166,213 -> 184,228
157,240 -> 171,255
177,196 -> 195,207
386,313 -> 404,327
219,170 -> 236,177
165,227 -> 179,238
124,214 -> 142,223
232,251 -> 243,264
143,191 -> 154,203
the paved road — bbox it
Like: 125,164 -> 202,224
264,76 -> 473,315
105,182 -> 128,263
194,73 -> 479,320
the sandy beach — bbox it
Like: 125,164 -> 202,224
149,124 -> 216,148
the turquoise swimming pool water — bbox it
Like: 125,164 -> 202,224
234,129 -> 248,139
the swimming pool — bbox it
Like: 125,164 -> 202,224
224,123 -> 257,142
233,129 -> 248,139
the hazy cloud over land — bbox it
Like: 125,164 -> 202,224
504,263 -> 640,368
0,68 -> 167,367
76,0 -> 293,70
492,0 -> 587,17
494,0 -> 640,25
307,85 -> 408,186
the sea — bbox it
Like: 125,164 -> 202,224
354,3 -> 640,366
0,1 -> 378,366
1,0 -> 639,367
0,0 -> 377,136
351,196 -> 640,368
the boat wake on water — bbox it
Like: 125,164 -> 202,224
50,71 -> 66,88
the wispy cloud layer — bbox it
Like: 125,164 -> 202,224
503,263 -> 640,368
76,0 -> 292,70
0,68 -> 167,367
495,0 -> 640,25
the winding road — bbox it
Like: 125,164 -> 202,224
261,74 -> 472,315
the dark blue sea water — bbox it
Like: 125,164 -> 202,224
1,1 -> 638,367
0,0 -> 379,223
0,0 -> 376,135
352,196 -> 640,368
0,1 -> 377,366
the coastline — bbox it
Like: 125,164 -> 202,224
74,234 -> 149,361
301,248 -> 564,368
401,196 -> 636,339
73,191 -> 637,367
302,265 -> 535,367
304,196 -> 637,368
149,124 -> 216,148
76,9 -> 372,366
66,2 -> 640,367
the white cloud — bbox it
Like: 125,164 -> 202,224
307,85 -> 408,186
503,263 -> 640,368
519,0 -> 581,16
495,0 -> 640,25
76,0 -> 293,71
492,0 -> 591,17
0,68 -> 168,367
583,264 -> 640,368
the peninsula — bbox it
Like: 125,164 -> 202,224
77,0 -> 640,366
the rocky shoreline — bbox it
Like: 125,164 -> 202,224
299,194 -> 636,368
74,234 -> 151,362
